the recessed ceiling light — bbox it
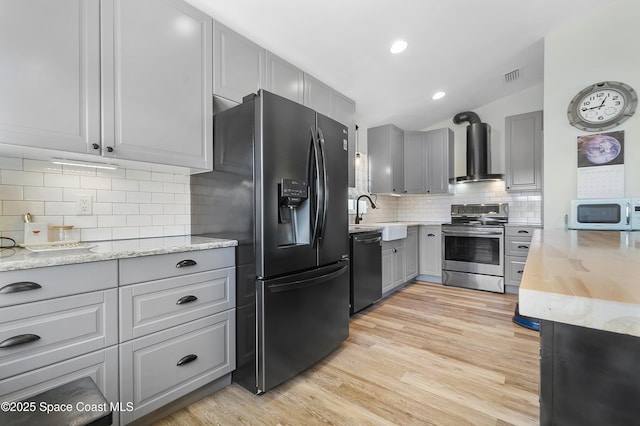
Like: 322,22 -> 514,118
432,91 -> 446,100
390,40 -> 408,54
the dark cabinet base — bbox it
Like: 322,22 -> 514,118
540,320 -> 640,425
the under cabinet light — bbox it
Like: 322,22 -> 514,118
50,158 -> 119,170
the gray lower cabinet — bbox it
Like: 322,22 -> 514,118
118,247 -> 236,424
368,124 -> 404,194
504,226 -> 537,294
505,110 -> 543,192
214,21 -> 264,103
0,260 -> 120,424
119,312 -> 235,424
381,238 -> 407,294
418,225 -> 442,278
405,226 -> 419,280
0,0 -> 101,154
403,128 -> 454,194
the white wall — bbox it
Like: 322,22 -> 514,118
543,0 -> 640,229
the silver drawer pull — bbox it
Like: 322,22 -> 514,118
0,334 -> 41,349
176,259 -> 197,268
517,270 -> 524,274
517,230 -> 530,234
0,282 -> 42,294
517,245 -> 529,249
427,233 -> 436,237
177,354 -> 198,366
176,295 -> 198,305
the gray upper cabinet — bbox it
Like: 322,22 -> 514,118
402,128 -> 454,194
303,74 -> 332,117
264,52 -> 304,104
214,21 -> 265,103
368,124 -> 404,194
102,0 -> 213,170
425,128 -> 454,194
505,110 -> 543,192
0,0 -> 101,155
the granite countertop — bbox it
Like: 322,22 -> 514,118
0,235 -> 237,271
519,229 -> 640,337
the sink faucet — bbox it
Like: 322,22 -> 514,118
355,195 -> 377,224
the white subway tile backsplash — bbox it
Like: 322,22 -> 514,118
2,170 -> 43,186
0,155 -> 192,242
45,173 -> 80,188
24,186 -> 63,201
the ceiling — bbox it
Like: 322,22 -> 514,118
185,0 -> 622,131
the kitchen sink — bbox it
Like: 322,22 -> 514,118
374,223 -> 407,241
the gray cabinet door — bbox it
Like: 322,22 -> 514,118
264,52 -> 303,104
303,73 -> 332,116
505,110 -> 543,191
425,128 -> 454,194
405,227 -> 419,280
0,0 -> 101,154
381,247 -> 394,294
368,124 -> 404,194
393,245 -> 406,288
214,21 -> 264,103
403,131 -> 426,194
418,225 -> 442,277
101,0 -> 213,169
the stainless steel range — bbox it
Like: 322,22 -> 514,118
442,203 -> 508,293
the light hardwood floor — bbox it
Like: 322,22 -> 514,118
154,281 -> 540,426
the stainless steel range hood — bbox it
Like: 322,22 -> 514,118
451,111 -> 504,183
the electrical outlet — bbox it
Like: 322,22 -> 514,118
76,195 -> 93,216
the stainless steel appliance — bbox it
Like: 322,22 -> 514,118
442,203 -> 508,293
570,198 -> 640,230
349,231 -> 382,314
191,90 -> 349,394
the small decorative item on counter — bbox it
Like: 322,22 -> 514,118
49,225 -> 80,243
24,222 -> 48,245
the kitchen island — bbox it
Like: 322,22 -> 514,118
519,229 -> 640,426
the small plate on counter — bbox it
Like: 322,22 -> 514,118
20,242 -> 96,254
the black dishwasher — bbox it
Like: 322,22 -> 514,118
349,231 -> 382,314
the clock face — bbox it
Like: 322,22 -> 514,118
567,81 -> 638,132
577,89 -> 626,124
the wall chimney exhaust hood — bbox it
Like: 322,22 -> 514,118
451,111 -> 504,183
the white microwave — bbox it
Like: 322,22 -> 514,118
570,198 -> 640,230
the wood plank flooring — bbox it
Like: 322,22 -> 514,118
154,281 -> 540,426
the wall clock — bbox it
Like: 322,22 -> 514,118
567,81 -> 637,132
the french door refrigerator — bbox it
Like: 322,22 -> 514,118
191,90 -> 349,394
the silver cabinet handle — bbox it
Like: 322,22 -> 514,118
517,230 -> 529,234
0,334 -> 41,349
517,245 -> 529,249
177,354 -> 198,366
0,281 -> 42,294
427,233 -> 436,237
176,259 -> 197,268
176,295 -> 198,305
517,270 -> 524,274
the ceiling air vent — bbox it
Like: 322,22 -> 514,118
504,68 -> 521,84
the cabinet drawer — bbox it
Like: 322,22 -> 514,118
505,236 -> 532,257
119,311 -> 235,423
0,289 -> 117,379
505,256 -> 527,285
505,226 -> 537,237
119,267 -> 235,341
0,346 -> 118,407
119,248 -> 234,285
0,261 -> 117,307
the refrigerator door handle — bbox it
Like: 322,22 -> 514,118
309,127 -> 322,248
266,263 -> 348,293
317,127 -> 329,242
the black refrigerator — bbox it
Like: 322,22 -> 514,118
191,90 -> 349,394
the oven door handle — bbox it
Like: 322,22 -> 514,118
442,230 -> 503,237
